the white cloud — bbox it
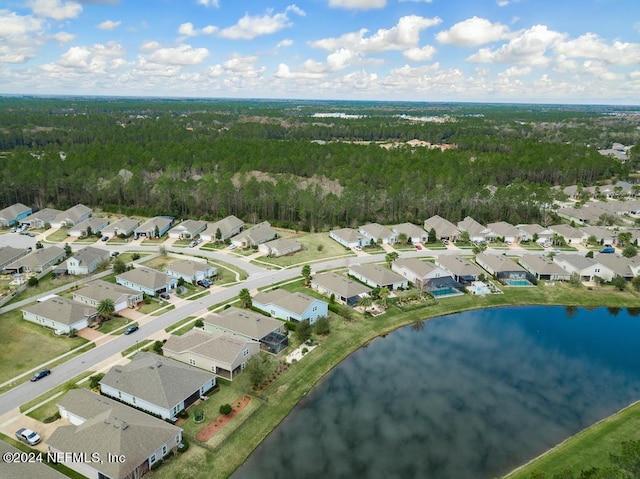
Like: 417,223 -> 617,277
328,0 -> 386,9
312,15 -> 442,53
274,63 -> 325,79
98,20 -> 121,30
277,39 -> 293,48
436,17 -> 511,47
554,33 -> 640,66
0,10 -> 43,36
0,10 -> 45,63
52,31 -> 76,42
498,65 -> 531,77
143,44 -> 210,66
31,0 -> 82,20
197,0 -> 220,7
178,22 -> 217,37
218,5 -> 305,40
404,45 -> 437,62
42,41 -> 126,74
467,25 -> 565,67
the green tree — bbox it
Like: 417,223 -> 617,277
238,288 -> 252,308
215,227 -> 222,242
301,264 -> 312,287
631,275 -> 640,292
314,316 -> 330,335
64,244 -> 72,258
112,258 -> 126,274
585,250 -> 594,258
27,276 -> 39,287
611,275 -> 627,291
244,352 -> 274,387
378,286 -> 390,308
219,404 -> 233,415
397,232 -> 408,244
357,295 -> 373,313
194,318 -> 204,328
96,298 -> 115,321
159,245 -> 167,257
617,231 -> 633,247
296,319 -> 312,343
385,252 -> 399,267
427,228 -> 437,244
622,244 -> 637,258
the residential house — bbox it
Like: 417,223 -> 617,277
3,246 -> 65,274
392,223 -> 427,244
101,218 -> 140,239
516,224 -> 554,243
168,219 -> 207,239
252,289 -> 328,324
116,267 -> 177,296
51,204 -> 92,228
476,253 -> 531,283
22,296 -> 97,334
391,257 -> 462,295
48,388 -> 183,479
549,224 -> 586,245
134,216 -> 174,239
258,238 -> 302,257
231,221 -> 277,248
556,206 -> 602,226
348,263 -> 408,290
580,226 -> 617,245
359,223 -> 396,244
99,352 -> 216,421
329,227 -> 367,248
595,253 -> 640,280
64,246 -> 110,275
311,271 -> 372,306
552,254 -> 616,282
424,215 -> 459,242
435,255 -> 484,284
23,208 -> 61,228
487,221 -> 521,243
200,215 -> 244,242
0,246 -> 29,270
0,203 -> 32,227
0,441 -> 68,479
166,259 -> 217,284
518,255 -> 571,281
457,216 -> 494,243
204,307 -> 288,354
68,217 -> 109,238
72,279 -> 142,312
163,329 -> 260,380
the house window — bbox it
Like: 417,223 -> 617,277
150,454 -> 156,463
189,358 -> 196,366
243,348 -> 249,357
118,392 -> 122,399
162,445 -> 167,456
132,397 -> 136,404
312,306 -> 317,312
270,310 -> 275,316
595,268 -> 600,273
241,362 -> 246,369
211,365 -> 216,373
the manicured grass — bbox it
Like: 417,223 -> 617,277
211,260 -> 248,283
166,316 -> 197,336
20,372 -> 94,414
5,272 -> 79,305
138,300 -> 172,315
96,316 -> 131,334
362,244 -> 385,254
519,243 -> 545,250
44,229 -> 69,242
121,340 -> 153,357
392,244 -> 417,252
255,232 -> 355,268
506,401 -> 640,478
200,242 -> 225,251
424,243 -> 447,250
0,309 -> 89,385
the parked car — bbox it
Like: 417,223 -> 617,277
124,325 -> 139,335
197,279 -> 212,288
415,244 -> 422,250
354,245 -> 362,251
30,369 -> 51,382
111,251 -> 119,257
101,236 -> 109,242
600,245 -> 615,253
189,241 -> 197,247
227,244 -> 237,250
159,292 -> 171,300
27,232 -> 36,237
15,428 -> 41,446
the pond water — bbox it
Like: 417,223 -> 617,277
233,306 -> 640,479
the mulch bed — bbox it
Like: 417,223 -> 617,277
195,396 -> 251,442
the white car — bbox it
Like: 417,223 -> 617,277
16,428 -> 41,446
227,244 -> 237,250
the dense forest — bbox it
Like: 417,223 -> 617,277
0,97 -> 638,231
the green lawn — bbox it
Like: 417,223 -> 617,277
138,299 -> 172,315
23,372 -> 94,419
506,402 -> 640,478
254,232 -> 355,268
200,242 -> 226,251
44,229 -> 69,242
5,272 -> 79,305
96,316 -> 131,334
0,309 -> 89,385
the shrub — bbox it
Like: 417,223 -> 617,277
315,316 -> 330,335
178,410 -> 189,419
131,252 -> 141,260
285,321 -> 297,331
177,439 -> 189,453
27,276 -> 39,287
89,373 -> 105,389
219,404 -> 233,415
194,319 -> 204,328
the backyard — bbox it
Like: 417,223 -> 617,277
253,232 -> 355,268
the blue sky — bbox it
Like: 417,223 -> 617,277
1,0 -> 639,103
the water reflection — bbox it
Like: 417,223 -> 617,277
233,306 -> 640,479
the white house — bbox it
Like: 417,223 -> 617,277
311,271 -> 372,306
200,215 -> 245,242
116,267 -> 177,296
231,221 -> 277,248
68,217 -> 109,237
51,204 -> 92,228
72,280 -> 143,312
22,296 -> 97,334
392,223 -> 427,244
349,263 -> 408,290
359,223 -> 396,244
252,289 -> 328,324
166,259 -> 217,284
65,246 -> 110,275
168,220 -> 207,239
258,238 -> 302,257
101,218 -> 140,239
329,227 -> 367,248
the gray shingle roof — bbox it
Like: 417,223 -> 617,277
330,227 -> 364,243
253,289 -> 323,316
164,329 -> 254,365
167,259 -> 214,277
69,246 -> 109,265
393,258 -> 439,278
116,267 -> 171,290
5,246 -> 65,270
435,255 -> 484,277
519,254 -> 569,276
350,263 -> 407,286
22,296 -> 97,326
74,279 -> 140,303
204,306 -> 283,340
311,271 -> 372,298
476,253 -> 526,274
424,215 -> 459,238
0,203 -> 30,221
203,215 -> 244,238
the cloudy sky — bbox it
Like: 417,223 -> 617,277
2,0 -> 639,104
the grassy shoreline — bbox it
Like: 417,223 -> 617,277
155,283 -> 640,479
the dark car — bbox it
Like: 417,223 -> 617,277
197,279 -> 212,288
30,369 -> 51,382
15,428 -> 41,446
159,292 -> 170,300
101,236 -> 109,242
124,325 -> 139,335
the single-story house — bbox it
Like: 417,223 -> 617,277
231,221 -> 277,248
329,227 -> 367,248
166,259 -> 217,284
556,206 -> 602,226
134,216 -> 174,239
348,263 -> 408,290
487,221 -> 521,243
0,202 -> 32,227
311,271 -> 372,306
68,217 -> 109,237
163,329 -> 260,380
0,246 -> 29,270
553,253 -> 616,282
51,204 -> 92,228
392,257 -> 462,294
549,224 -> 586,245
100,352 -> 216,421
200,215 -> 245,242
48,388 -> 183,479
64,246 -> 110,275
258,238 -> 302,257
476,253 -> 532,283
359,223 -> 396,244
435,255 -> 484,283
518,254 -> 571,281
595,253 -> 640,280
72,279 -> 142,312
101,218 -> 140,239
457,216 -> 495,243
168,219 -> 207,239
22,296 -> 97,334
252,289 -> 328,324
3,246 -> 65,274
424,215 -> 459,242
516,224 -> 554,243
23,207 -> 61,228
116,267 -> 177,296
392,223 -> 427,244
204,307 -> 288,354
580,226 -> 618,245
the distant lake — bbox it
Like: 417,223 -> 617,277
233,306 -> 640,479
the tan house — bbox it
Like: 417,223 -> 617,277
72,279 -> 142,312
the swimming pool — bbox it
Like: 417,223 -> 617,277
432,287 -> 461,297
505,279 -> 531,286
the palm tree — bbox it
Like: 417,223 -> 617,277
385,252 -> 399,267
96,298 -> 115,322
239,288 -> 252,308
301,265 -> 312,287
357,296 -> 373,314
